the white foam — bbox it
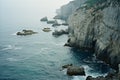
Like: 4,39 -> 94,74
2,45 -> 22,51
47,42 -> 65,46
2,45 -> 13,50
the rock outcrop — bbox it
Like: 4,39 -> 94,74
67,0 -> 120,71
17,29 -> 37,36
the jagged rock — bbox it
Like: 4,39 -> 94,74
16,29 -> 37,36
52,29 -> 68,37
67,66 -> 85,76
40,17 -> 48,21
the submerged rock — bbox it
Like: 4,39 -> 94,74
40,17 -> 48,21
67,66 -> 85,76
17,29 -> 37,36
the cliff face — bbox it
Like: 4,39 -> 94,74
67,0 -> 120,70
55,0 -> 87,20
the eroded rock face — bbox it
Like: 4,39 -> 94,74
67,0 -> 120,70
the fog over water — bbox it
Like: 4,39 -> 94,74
0,0 -> 72,26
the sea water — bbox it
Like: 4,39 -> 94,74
0,0 -> 110,80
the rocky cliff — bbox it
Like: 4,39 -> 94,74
66,0 -> 120,71
54,0 -> 87,20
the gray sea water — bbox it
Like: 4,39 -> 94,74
0,0 -> 110,80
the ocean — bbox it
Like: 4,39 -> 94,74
0,0 -> 110,80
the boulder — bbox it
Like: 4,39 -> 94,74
40,17 -> 48,21
67,66 -> 85,76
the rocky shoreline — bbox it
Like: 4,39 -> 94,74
56,0 -> 120,80
61,64 -> 120,80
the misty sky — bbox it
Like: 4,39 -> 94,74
0,0 -> 73,25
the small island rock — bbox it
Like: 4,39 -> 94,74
42,28 -> 51,32
17,29 -> 37,36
